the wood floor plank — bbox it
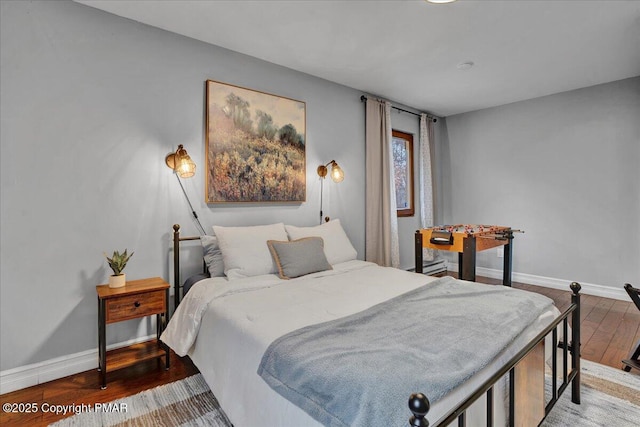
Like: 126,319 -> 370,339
624,303 -> 640,322
578,295 -> 599,322
579,319 -> 599,348
582,302 -> 626,363
600,316 -> 640,369
584,298 -> 616,324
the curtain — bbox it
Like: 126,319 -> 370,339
419,114 -> 435,262
365,99 -> 400,267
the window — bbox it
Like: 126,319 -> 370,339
392,130 -> 414,217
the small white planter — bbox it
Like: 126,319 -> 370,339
108,273 -> 126,288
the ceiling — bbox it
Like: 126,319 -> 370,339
76,0 -> 640,117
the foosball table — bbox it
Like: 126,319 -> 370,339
415,225 -> 523,286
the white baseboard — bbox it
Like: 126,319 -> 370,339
0,335 -> 155,395
446,262 -> 628,301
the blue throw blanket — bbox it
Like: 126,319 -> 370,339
258,276 -> 553,427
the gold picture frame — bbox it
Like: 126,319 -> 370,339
205,80 -> 306,203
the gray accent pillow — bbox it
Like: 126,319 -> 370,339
201,235 -> 225,277
267,237 -> 333,279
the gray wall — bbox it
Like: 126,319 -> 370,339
441,77 -> 640,288
0,0 -> 373,372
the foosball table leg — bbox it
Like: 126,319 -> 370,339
503,238 -> 513,287
461,236 -> 476,281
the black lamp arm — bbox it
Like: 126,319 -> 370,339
175,174 -> 206,235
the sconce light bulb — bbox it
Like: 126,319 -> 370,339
179,160 -> 189,173
330,163 -> 344,183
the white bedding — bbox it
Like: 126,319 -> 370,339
161,260 -> 559,427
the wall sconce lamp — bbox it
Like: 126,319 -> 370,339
165,144 -> 196,178
165,145 -> 205,235
317,160 -> 344,223
317,160 -> 344,183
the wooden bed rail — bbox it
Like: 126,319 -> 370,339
409,282 -> 581,427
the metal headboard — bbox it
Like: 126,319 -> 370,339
172,224 -> 203,310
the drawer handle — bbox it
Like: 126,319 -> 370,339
134,301 -> 141,308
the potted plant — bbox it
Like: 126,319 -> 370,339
104,249 -> 134,288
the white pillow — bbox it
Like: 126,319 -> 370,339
212,223 -> 288,279
285,219 -> 357,265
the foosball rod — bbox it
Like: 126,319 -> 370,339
475,230 -> 525,240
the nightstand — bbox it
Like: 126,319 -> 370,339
96,277 -> 170,389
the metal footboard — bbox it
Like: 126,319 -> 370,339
409,282 -> 581,427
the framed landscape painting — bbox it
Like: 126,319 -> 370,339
205,80 -> 306,203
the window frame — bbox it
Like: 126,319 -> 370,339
391,129 -> 415,217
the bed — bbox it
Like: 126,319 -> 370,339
161,221 -> 581,427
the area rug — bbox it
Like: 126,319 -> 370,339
540,359 -> 640,426
49,374 -> 232,427
51,360 -> 639,427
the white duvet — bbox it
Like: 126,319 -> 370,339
161,261 -> 559,427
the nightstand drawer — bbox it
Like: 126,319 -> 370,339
105,290 -> 165,323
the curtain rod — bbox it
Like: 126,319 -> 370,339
360,95 -> 437,122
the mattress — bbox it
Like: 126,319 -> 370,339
162,260 -> 559,427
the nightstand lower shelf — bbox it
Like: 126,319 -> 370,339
104,340 -> 168,373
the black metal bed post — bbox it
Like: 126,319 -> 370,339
173,224 -> 181,311
415,231 -> 424,274
409,393 -> 430,427
508,369 -> 515,427
570,282 -> 581,404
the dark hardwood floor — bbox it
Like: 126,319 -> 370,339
1,274 -> 638,426
0,352 -> 198,426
